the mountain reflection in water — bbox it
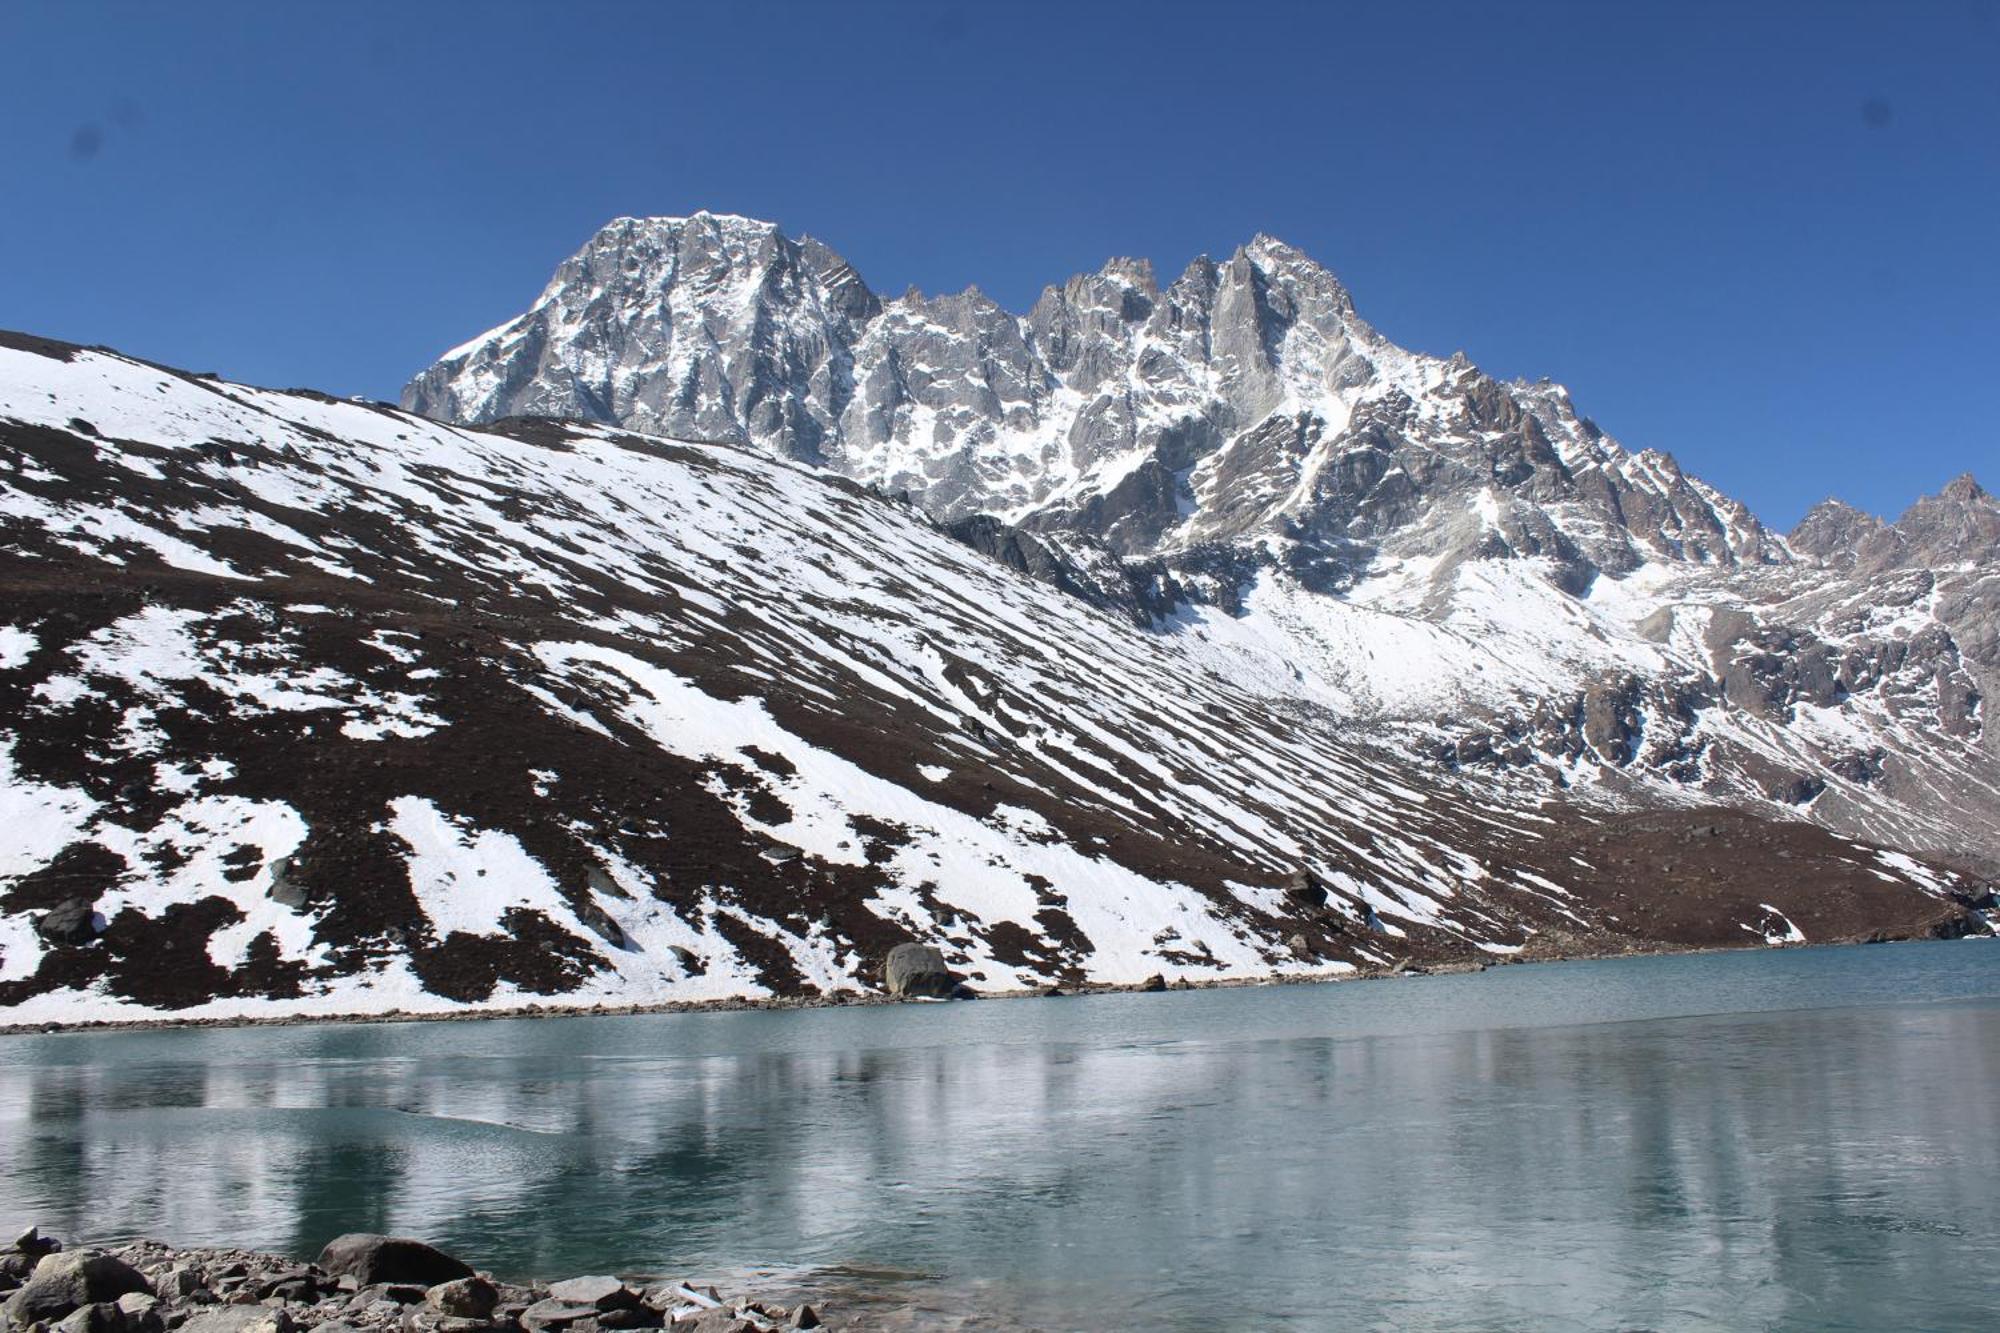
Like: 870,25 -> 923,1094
3,941 -> 1997,1331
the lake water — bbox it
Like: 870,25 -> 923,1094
3,942 -> 1998,1331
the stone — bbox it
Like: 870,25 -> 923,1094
6,1252 -> 152,1325
790,1305 -> 821,1329
544,1278 -> 636,1312
264,858 -> 309,911
250,1274 -> 319,1304
397,1309 -> 470,1333
421,1280 -> 495,1322
52,1304 -> 126,1333
881,943 -> 956,999
350,1286 -> 425,1309
1282,869 -> 1328,909
519,1299 -> 599,1332
681,1315 -> 755,1333
174,1309 -> 294,1333
1286,933 -> 1312,959
32,899 -> 99,947
590,1309 -> 659,1330
153,1271 -> 208,1305
314,1239 -> 471,1291
1138,974 -> 1167,992
13,1231 -> 59,1261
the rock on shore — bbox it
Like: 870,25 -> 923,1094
0,1232 -> 825,1333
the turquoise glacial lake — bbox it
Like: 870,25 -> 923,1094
3,941 -> 1997,1330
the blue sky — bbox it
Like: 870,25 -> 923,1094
2,1 -> 1994,528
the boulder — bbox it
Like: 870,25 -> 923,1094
422,1278 -> 496,1321
13,1230 -> 59,1261
315,1238 -> 471,1290
6,1251 -> 152,1325
1138,974 -> 1167,992
52,1302 -> 127,1333
350,1284 -> 426,1308
33,898 -> 99,946
545,1278 -> 637,1312
520,1298 -> 600,1332
1282,870 -> 1328,909
882,943 -> 956,998
113,1295 -> 156,1322
640,1283 -> 717,1315
791,1304 -> 821,1329
265,857 -> 309,911
400,1310 -> 498,1333
1286,933 -> 1312,959
153,1269 -> 212,1304
176,1308 -> 295,1333
251,1271 -> 322,1303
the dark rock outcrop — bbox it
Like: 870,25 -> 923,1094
881,944 -> 957,999
313,1239 -> 471,1291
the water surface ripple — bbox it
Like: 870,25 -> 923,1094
3,942 -> 1997,1330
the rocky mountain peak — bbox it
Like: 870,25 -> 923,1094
1789,498 -> 1887,569
402,215 -> 1809,590
1891,472 -> 1999,569
1938,472 -> 1990,504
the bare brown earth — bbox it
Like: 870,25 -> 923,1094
0,332 -> 1990,1026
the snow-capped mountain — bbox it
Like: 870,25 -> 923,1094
1,332 -> 1982,1023
408,214 -> 1999,872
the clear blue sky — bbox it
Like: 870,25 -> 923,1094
3,1 -> 1994,528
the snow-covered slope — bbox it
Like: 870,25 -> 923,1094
407,215 -> 2000,872
2,332 -> 1982,1023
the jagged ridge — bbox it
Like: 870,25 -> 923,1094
2,332 -> 1985,1023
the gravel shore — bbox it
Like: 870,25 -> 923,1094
0,1229 -> 851,1333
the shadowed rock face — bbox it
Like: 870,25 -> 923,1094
1,332 -> 1985,1022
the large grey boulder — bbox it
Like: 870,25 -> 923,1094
314,1237 -> 471,1289
882,943 -> 956,998
422,1278 -> 496,1321
4,1251 -> 150,1325
545,1277 -> 638,1312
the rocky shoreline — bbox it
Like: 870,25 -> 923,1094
0,946 -> 1649,1039
6,934 -> 1991,1039
0,1229 -> 839,1333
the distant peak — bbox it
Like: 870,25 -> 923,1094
591,212 -> 788,243
1096,255 -> 1157,288
1234,233 -> 1352,311
1940,472 -> 1989,502
1241,232 -> 1330,274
